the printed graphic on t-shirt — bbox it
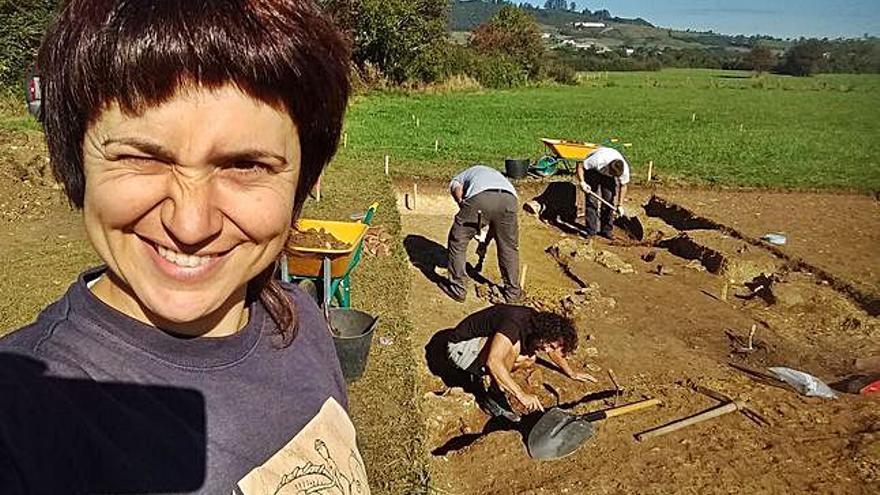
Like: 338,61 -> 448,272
234,398 -> 369,495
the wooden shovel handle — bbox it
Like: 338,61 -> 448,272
586,189 -> 617,210
583,398 -> 662,422
635,400 -> 743,442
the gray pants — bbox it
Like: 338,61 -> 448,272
447,190 -> 521,300
583,169 -> 617,236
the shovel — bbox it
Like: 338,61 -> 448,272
585,189 -> 645,241
528,398 -> 661,460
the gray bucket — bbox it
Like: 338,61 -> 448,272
329,308 -> 378,383
505,158 -> 530,179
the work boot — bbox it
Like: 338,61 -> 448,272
503,288 -> 523,305
440,281 -> 466,303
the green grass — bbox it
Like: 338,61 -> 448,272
0,93 -> 41,133
339,69 -> 880,190
299,165 -> 428,494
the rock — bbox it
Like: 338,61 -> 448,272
584,347 -> 599,358
548,238 -> 595,260
772,283 -> 806,307
594,250 -> 634,274
586,363 -> 602,372
446,387 -> 466,396
684,259 -> 706,272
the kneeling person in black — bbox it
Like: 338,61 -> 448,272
446,305 -> 594,420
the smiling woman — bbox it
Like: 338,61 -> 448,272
0,1 -> 367,494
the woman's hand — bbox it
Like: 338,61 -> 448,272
516,392 -> 544,412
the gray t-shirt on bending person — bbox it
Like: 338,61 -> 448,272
450,165 -> 518,201
0,268 -> 368,494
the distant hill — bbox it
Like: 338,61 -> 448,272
449,1 -> 789,52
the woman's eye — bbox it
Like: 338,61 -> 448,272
119,155 -> 165,166
228,162 -> 271,175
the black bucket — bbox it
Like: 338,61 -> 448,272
505,158 -> 530,180
329,308 -> 378,383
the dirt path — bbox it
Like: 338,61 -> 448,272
400,185 -> 879,495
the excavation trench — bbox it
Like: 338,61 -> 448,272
645,195 -> 880,316
396,183 -> 878,494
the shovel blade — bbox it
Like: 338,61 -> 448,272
614,216 -> 645,241
528,408 -> 596,460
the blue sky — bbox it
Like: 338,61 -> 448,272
565,1 -> 879,39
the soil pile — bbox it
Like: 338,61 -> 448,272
287,227 -> 348,250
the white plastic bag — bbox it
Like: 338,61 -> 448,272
769,367 -> 837,399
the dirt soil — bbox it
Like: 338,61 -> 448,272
654,188 -> 880,304
287,226 -> 349,250
399,181 -> 879,495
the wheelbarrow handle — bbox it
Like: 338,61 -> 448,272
581,398 -> 662,422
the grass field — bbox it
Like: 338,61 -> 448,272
339,69 -> 880,190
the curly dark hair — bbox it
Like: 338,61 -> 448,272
524,311 -> 579,355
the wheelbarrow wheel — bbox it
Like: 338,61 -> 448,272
531,155 -> 558,177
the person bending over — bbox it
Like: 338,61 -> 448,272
576,146 -> 631,239
444,165 -> 521,303
446,305 -> 594,421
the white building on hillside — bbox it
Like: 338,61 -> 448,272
573,21 -> 606,28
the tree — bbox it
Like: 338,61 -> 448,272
320,0 -> 448,83
779,39 -> 825,76
0,0 -> 60,88
470,5 -> 545,78
593,9 -> 611,20
543,0 -> 566,11
744,45 -> 775,74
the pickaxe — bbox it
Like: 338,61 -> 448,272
634,385 -> 768,442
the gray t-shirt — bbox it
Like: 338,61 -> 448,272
450,165 -> 518,201
0,268 -> 368,494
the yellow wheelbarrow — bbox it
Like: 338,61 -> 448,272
531,138 -> 600,177
280,202 -> 378,307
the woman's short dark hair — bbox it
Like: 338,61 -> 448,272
525,311 -> 579,355
37,0 -> 351,346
